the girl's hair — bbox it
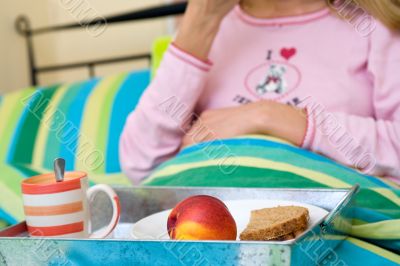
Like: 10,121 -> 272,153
328,0 -> 400,30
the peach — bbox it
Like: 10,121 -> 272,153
167,195 -> 237,240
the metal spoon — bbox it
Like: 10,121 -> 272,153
54,158 -> 65,182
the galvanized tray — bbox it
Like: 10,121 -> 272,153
0,185 -> 359,266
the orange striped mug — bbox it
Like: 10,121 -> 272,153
21,171 -> 120,238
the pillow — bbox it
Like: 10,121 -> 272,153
151,36 -> 172,79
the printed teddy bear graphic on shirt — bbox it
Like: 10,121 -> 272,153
256,64 -> 288,95
243,47 -> 300,100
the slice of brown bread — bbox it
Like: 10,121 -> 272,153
239,206 -> 309,241
267,224 -> 308,241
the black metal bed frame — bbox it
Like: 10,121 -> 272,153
15,2 -> 187,86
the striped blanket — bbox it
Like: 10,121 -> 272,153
144,135 -> 400,264
0,72 -> 143,225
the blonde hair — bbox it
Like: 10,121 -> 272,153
327,0 -> 400,30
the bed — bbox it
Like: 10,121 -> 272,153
0,2 -> 398,265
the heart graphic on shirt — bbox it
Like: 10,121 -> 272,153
280,48 -> 297,61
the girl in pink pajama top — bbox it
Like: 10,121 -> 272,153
120,0 -> 400,184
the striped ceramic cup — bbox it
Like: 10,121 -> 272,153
21,171 -> 120,238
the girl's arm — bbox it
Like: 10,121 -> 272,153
301,23 -> 400,177
175,0 -> 240,61
119,46 -> 211,183
119,1 -> 238,184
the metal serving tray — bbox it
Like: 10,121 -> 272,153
0,185 -> 359,266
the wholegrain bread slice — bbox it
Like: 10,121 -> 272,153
239,206 -> 309,241
266,225 -> 308,241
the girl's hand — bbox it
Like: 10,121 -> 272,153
175,0 -> 240,61
181,101 -> 307,148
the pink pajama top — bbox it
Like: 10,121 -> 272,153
120,6 -> 400,184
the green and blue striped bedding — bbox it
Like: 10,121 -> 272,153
0,71 -> 149,225
144,135 -> 400,261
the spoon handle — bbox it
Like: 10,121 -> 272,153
54,158 -> 66,182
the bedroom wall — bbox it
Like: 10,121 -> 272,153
0,0 -> 49,93
0,0 -> 174,94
